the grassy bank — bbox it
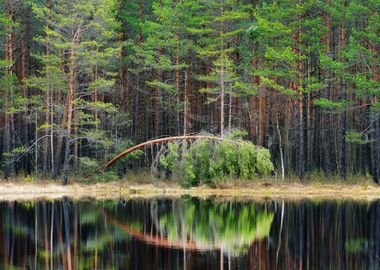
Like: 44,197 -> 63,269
0,176 -> 380,201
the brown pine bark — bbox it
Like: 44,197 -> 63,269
118,0 -> 128,116
63,38 -> 78,184
42,0 -> 53,176
248,57 -> 260,143
184,56 -> 192,135
323,0 -> 332,175
338,3 -> 347,180
258,94 -> 267,146
136,0 -> 144,142
219,0 -> 225,137
370,44 -> 379,184
298,33 -> 305,180
3,0 -> 14,178
175,29 -> 181,135
307,48 -> 313,172
183,70 -> 190,135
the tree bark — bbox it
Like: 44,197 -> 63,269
63,42 -> 77,185
297,25 -> 305,180
276,114 -> 285,181
136,0 -> 144,142
338,85 -> 347,180
175,29 -> 181,135
42,0 -> 53,176
306,49 -> 313,172
97,135 -> 238,172
183,71 -> 189,135
3,0 -> 14,178
323,1 -> 332,175
219,0 -> 225,137
118,0 -> 128,118
338,11 -> 347,180
370,44 -> 379,184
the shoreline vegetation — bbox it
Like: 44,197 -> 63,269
1,177 -> 380,201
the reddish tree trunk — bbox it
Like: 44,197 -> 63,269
3,0 -> 14,178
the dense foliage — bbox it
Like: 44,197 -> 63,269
159,133 -> 274,186
0,0 -> 379,183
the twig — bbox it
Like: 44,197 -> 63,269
13,135 -> 51,163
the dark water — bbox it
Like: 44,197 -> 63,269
0,197 -> 379,270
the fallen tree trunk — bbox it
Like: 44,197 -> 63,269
97,135 -> 231,172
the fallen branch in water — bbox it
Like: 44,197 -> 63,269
97,135 -> 235,172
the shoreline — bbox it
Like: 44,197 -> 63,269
0,181 -> 380,201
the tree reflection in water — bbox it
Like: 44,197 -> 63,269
0,198 -> 380,269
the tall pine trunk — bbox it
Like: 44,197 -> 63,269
118,0 -> 127,118
136,0 -> 144,142
18,2 -> 31,176
63,44 -> 76,185
338,80 -> 347,179
3,0 -> 14,178
219,0 -> 225,137
370,45 -> 379,184
338,5 -> 347,180
297,24 -> 305,180
323,1 -> 332,175
175,29 -> 181,135
42,0 -> 52,176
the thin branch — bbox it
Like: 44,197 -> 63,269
13,135 -> 51,163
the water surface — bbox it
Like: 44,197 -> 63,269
0,197 -> 379,269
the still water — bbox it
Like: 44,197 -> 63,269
0,197 -> 379,270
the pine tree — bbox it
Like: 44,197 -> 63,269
190,0 -> 249,136
139,0 -> 190,136
253,0 -> 323,178
0,1 -> 21,178
32,0 -> 119,183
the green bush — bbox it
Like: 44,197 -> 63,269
79,157 -> 119,183
159,131 -> 274,186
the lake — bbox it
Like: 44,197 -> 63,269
0,197 -> 379,269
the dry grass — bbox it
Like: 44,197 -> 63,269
1,178 -> 380,202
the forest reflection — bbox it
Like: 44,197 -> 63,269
0,198 -> 380,269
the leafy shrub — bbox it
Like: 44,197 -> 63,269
159,131 -> 274,186
78,138 -> 145,182
79,157 -> 119,182
79,157 -> 99,176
